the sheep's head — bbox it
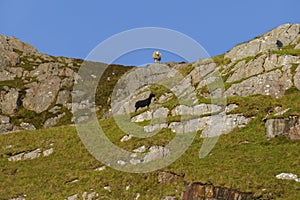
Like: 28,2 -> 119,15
149,93 -> 155,98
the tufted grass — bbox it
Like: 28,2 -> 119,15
212,54 -> 231,66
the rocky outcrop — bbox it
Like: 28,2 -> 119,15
131,107 -> 169,123
0,35 -> 20,69
265,116 -> 300,139
182,182 -> 252,200
23,76 -> 61,113
171,104 -> 222,116
225,69 -> 292,98
0,34 -> 91,131
225,23 -> 300,61
224,54 -> 299,98
294,64 -> 300,90
158,171 -> 183,184
169,113 -> 250,135
0,115 -> 13,133
0,87 -> 19,115
276,173 -> 300,182
8,147 -> 54,161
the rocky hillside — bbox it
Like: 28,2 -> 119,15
0,35 -> 132,132
0,23 -> 300,200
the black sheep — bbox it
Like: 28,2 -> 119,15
135,93 -> 155,112
276,40 -> 283,48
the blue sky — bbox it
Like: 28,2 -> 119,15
0,0 -> 299,66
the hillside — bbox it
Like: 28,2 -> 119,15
0,23 -> 300,199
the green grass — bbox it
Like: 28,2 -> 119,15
0,78 -> 24,89
1,113 -> 300,199
178,64 -> 195,76
1,88 -> 300,199
212,54 -> 231,66
271,44 -> 300,56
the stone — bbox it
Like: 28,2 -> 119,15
0,123 -> 14,133
8,152 -> 25,161
274,108 -> 291,116
225,24 -> 300,61
59,67 -> 75,77
0,69 -> 15,81
7,67 -> 24,78
82,191 -> 99,200
161,196 -> 176,200
194,104 -> 222,115
158,93 -> 173,104
199,113 -> 250,138
117,160 -> 126,166
43,148 -> 54,157
103,186 -> 111,192
153,107 -> 169,119
171,104 -> 222,117
7,36 -> 37,55
130,158 -> 142,165
226,54 -> 266,82
0,50 -> 19,69
264,54 -> 279,71
133,145 -> 146,153
135,193 -> 140,200
131,110 -> 152,122
225,69 -> 292,98
181,182 -> 252,200
20,122 -> 36,130
9,196 -> 26,200
126,185 -> 130,190
56,90 -> 71,105
48,106 -> 61,114
23,148 -> 42,160
294,64 -> 300,90
143,146 -> 170,163
277,55 -> 299,67
171,105 -> 193,116
169,117 -> 208,134
0,35 -> 12,69
30,62 -> 61,78
170,76 -> 197,105
189,59 -> 217,86
61,77 -> 74,89
276,173 -> 300,182
265,116 -> 300,139
43,113 -> 66,128
225,104 -> 238,113
120,134 -> 133,142
67,194 -> 78,200
94,166 -> 106,171
0,115 -> 10,124
144,123 -> 168,133
0,87 -> 19,115
23,76 -> 61,113
168,114 -> 250,136
131,107 -> 169,123
158,171 -> 181,184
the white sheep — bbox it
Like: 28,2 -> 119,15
152,51 -> 162,62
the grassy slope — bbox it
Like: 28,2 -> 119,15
1,43 -> 300,199
1,91 -> 300,199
